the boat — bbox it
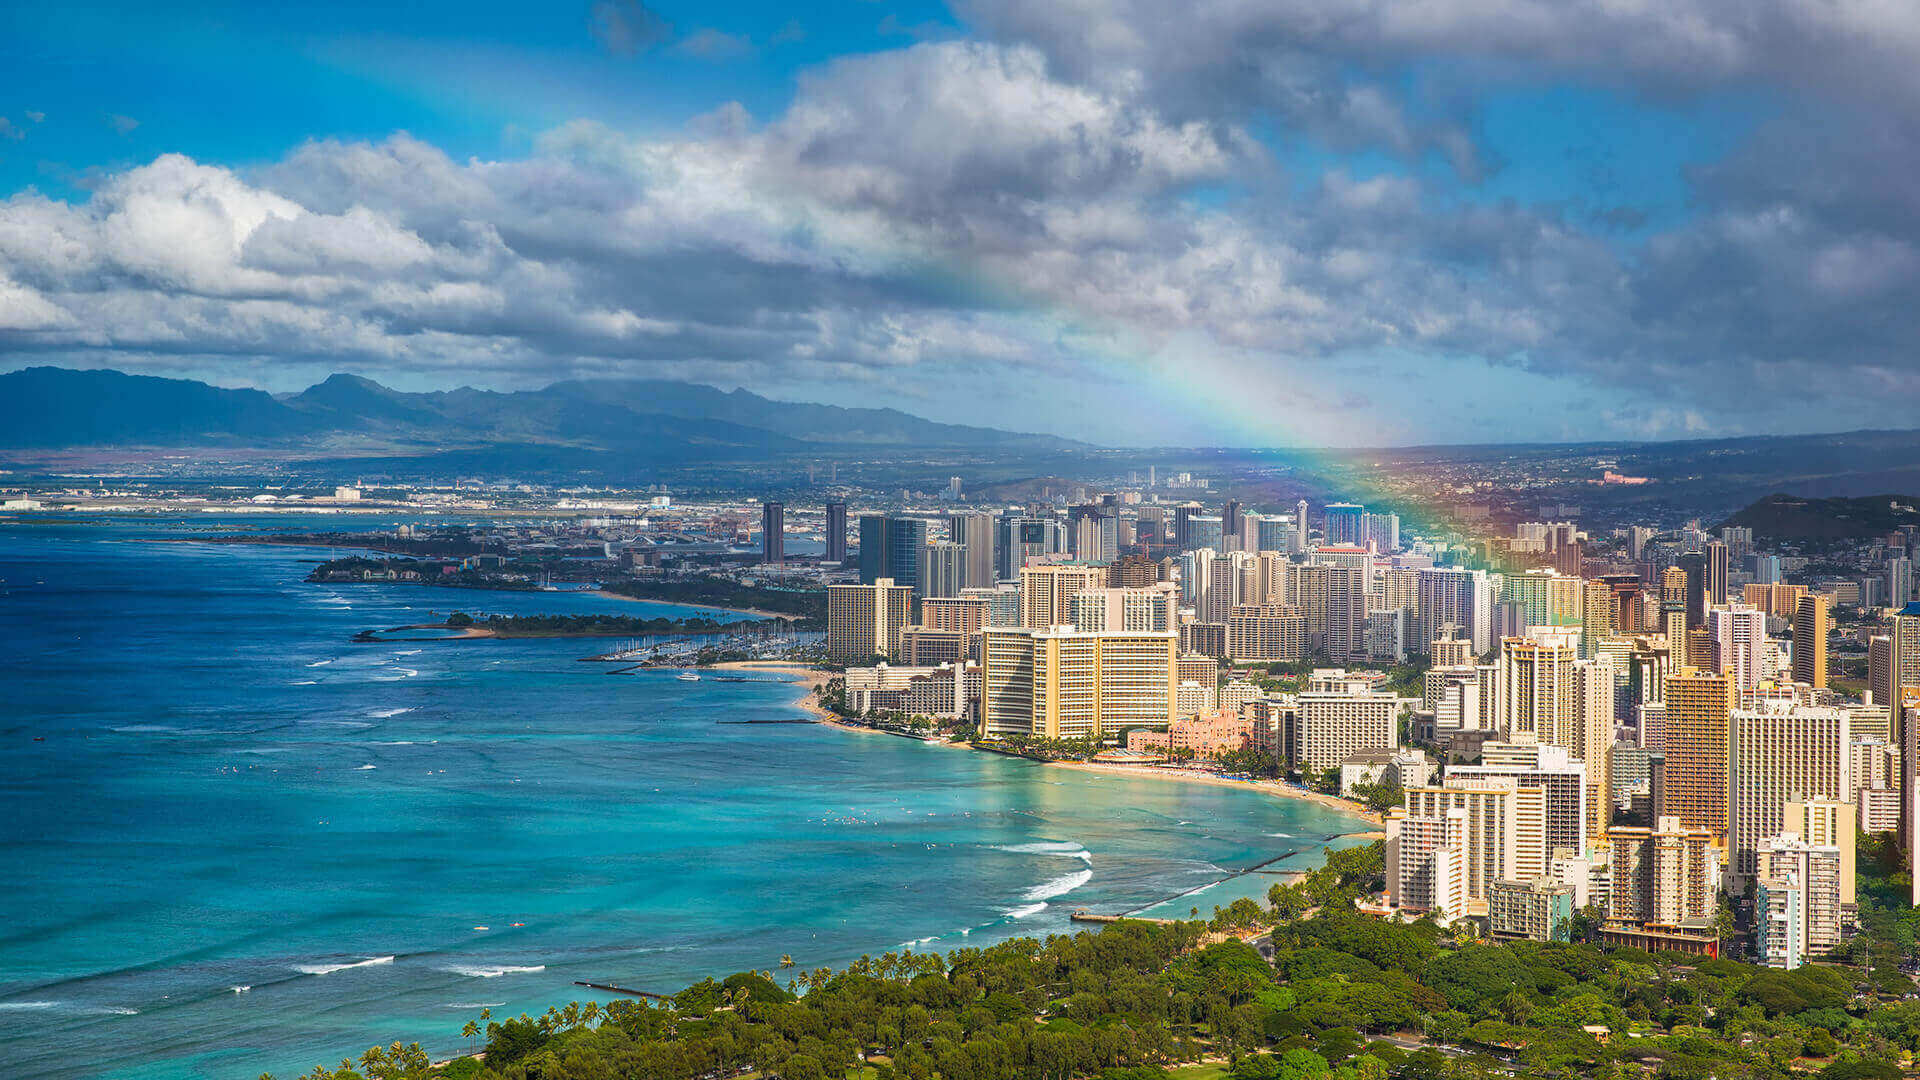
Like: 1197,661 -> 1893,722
676,671 -> 701,682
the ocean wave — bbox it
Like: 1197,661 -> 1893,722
355,764 -> 377,771
993,841 -> 1092,863
394,650 -> 421,656
292,956 -> 395,975
0,1001 -> 137,1015
440,964 -> 545,978
307,660 -> 334,667
231,986 -> 250,994
371,669 -> 419,682
1021,868 -> 1092,902
371,741 -> 415,746
300,719 -> 373,728
1001,903 -> 1048,919
288,680 -> 317,686
444,1002 -> 506,1009
369,708 -> 414,719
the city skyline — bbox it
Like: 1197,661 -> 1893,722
6,2 -> 1920,446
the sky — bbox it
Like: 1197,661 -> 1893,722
1,1 -> 1918,447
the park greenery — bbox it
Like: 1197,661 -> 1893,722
445,612 -> 765,637
601,576 -> 826,622
278,839 -> 1920,1080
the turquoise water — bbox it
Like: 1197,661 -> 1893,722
0,517 -> 1370,1080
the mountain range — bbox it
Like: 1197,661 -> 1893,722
0,367 -> 1079,458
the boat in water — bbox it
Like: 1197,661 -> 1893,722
676,671 -> 701,682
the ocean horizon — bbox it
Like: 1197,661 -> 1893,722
0,515 -> 1371,1080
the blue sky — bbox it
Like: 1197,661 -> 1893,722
1,1 -> 1914,446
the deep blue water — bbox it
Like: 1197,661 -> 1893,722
0,516 -> 1369,1080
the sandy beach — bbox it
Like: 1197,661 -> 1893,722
592,589 -> 795,621
707,661 -> 1387,826
1045,760 -> 1384,829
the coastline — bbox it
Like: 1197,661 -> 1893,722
1044,761 -> 1384,830
728,660 -> 1384,828
592,589 -> 795,621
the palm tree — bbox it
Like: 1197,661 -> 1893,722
583,1001 -> 600,1027
780,953 -> 795,969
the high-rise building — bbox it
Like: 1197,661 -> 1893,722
1069,505 -> 1119,565
1397,778 -> 1549,912
1607,815 -> 1722,930
921,540 -> 966,599
1222,499 -> 1243,547
1677,552 -> 1708,629
1227,603 -> 1308,662
1786,797 -> 1857,905
1323,503 -> 1366,547
760,501 -> 784,564
1708,604 -> 1767,690
1498,634 -> 1575,741
1705,541 -> 1729,606
1293,499 -> 1309,554
978,626 -> 1178,738
858,514 -> 928,593
1291,563 -> 1369,661
1792,594 -> 1829,689
1446,740 -> 1588,853
960,584 -> 1022,628
1890,557 -> 1914,609
1256,514 -> 1294,555
827,579 -> 913,661
1295,690 -> 1402,772
994,514 -> 1065,580
1418,567 -> 1494,656
825,502 -> 847,565
1072,583 -> 1180,633
1172,502 -> 1203,551
1755,833 -> 1844,969
1661,666 -> 1736,835
1727,701 -> 1849,887
1503,570 -> 1584,632
948,512 -> 995,589
919,595 -> 989,634
1364,511 -> 1401,554
1018,563 -> 1108,629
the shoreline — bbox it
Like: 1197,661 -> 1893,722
1043,761 -> 1384,830
725,660 -> 1384,828
592,589 -> 797,622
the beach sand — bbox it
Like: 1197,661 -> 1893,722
592,590 -> 795,621
719,661 -> 1392,818
1044,760 -> 1384,828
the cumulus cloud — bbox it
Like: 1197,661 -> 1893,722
3,4 -> 1920,440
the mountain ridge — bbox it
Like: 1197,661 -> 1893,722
0,367 -> 1079,456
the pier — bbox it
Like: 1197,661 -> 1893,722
574,980 -> 673,1001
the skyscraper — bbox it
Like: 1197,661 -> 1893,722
921,540 -> 965,598
1677,552 -> 1708,629
827,578 -> 913,660
1324,503 -> 1365,546
760,501 -> 784,564
1661,666 -> 1735,836
1705,540 -> 1729,606
1293,499 -> 1309,554
1222,499 -> 1243,547
1727,701 -> 1849,887
994,514 -> 1064,581
825,501 -> 847,565
948,512 -> 995,589
858,514 -> 928,594
1708,604 -> 1767,690
1792,594 -> 1829,688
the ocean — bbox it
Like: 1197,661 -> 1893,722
0,515 -> 1371,1079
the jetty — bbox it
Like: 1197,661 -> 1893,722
574,980 -> 672,1001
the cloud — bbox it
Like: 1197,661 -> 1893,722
588,0 -> 672,57
675,28 -> 754,61
0,118 -> 22,141
107,114 -> 139,135
25,111 -> 45,124
4,6 -> 1920,441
